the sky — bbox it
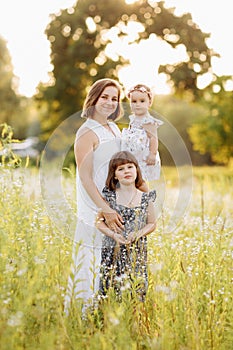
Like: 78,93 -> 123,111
0,0 -> 232,97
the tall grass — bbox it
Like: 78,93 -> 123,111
0,165 -> 232,349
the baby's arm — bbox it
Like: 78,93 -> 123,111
143,123 -> 158,165
96,213 -> 127,245
126,200 -> 156,244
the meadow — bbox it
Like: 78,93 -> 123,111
0,165 -> 232,350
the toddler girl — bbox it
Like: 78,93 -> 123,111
121,84 -> 163,182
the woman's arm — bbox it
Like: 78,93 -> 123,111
75,127 -> 124,230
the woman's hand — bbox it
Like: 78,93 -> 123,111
102,209 -> 124,233
96,212 -> 126,243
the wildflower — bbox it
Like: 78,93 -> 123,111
109,315 -> 120,326
7,311 -> 24,327
16,268 -> 27,276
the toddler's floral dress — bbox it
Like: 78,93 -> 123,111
121,113 -> 163,181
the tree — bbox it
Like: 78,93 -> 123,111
188,75 -> 233,165
0,36 -> 19,126
36,0 -> 216,137
154,95 -> 213,165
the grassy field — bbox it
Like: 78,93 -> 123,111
0,165 -> 232,350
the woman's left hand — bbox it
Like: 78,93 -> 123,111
102,209 -> 124,233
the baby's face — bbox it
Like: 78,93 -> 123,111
130,91 -> 151,117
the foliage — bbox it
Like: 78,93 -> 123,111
36,0 -> 215,137
0,123 -> 22,166
0,38 -> 36,140
0,166 -> 233,349
188,76 -> 233,165
0,36 -> 20,126
154,95 -> 212,165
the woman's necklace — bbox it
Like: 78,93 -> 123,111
117,189 -> 138,207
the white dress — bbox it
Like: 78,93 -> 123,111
64,118 -> 121,312
121,113 -> 163,181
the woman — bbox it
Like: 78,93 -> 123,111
64,78 -> 125,313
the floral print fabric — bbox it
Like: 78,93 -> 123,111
99,187 -> 156,300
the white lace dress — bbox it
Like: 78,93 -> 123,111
121,113 -> 163,181
64,118 -> 121,312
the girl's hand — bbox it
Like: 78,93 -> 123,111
126,232 -> 137,244
102,209 -> 124,233
112,232 -> 127,245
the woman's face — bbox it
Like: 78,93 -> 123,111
94,86 -> 119,118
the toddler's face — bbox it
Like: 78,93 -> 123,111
129,91 -> 151,117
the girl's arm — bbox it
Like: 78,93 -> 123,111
75,127 -> 124,230
126,201 -> 156,243
96,214 -> 127,245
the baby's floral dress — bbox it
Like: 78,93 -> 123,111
121,113 -> 163,181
